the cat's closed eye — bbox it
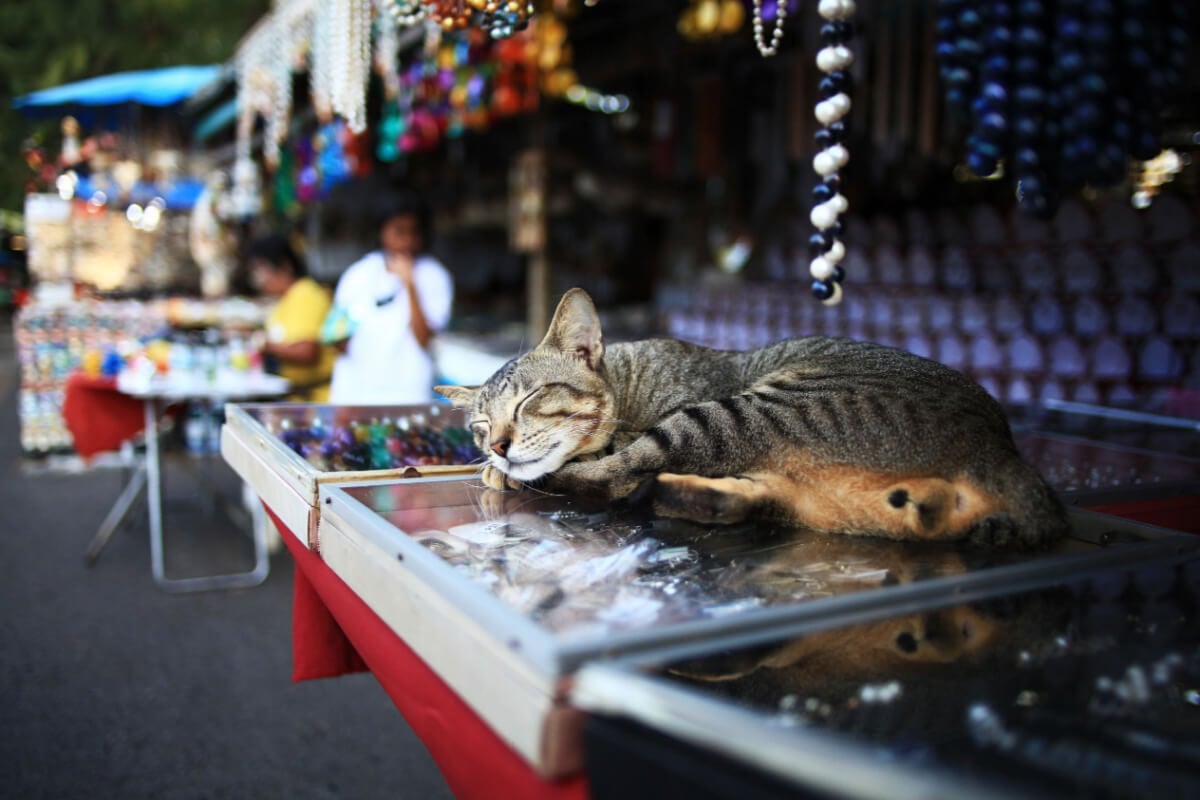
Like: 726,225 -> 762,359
520,384 -> 578,418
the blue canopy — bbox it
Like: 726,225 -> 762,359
13,65 -> 222,112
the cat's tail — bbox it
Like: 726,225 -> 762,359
969,460 -> 1070,549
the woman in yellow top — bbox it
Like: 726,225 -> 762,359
246,235 -> 336,402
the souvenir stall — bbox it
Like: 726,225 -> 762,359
217,1 -> 1200,797
12,67 -> 277,456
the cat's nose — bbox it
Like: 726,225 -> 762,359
490,437 -> 512,458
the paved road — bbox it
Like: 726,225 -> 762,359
0,317 -> 454,800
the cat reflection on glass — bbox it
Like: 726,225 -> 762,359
437,289 -> 1068,548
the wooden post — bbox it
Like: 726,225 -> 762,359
510,145 -> 549,342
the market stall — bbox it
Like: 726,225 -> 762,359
225,397 -> 1200,795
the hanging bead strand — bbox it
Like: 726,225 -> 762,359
810,0 -> 856,305
751,0 -> 789,57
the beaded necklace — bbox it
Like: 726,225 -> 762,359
809,0 -> 856,305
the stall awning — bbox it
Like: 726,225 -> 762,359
12,65 -> 223,113
192,98 -> 239,143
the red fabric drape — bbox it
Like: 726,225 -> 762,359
270,507 -> 587,800
61,373 -> 146,459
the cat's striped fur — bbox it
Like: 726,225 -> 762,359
436,289 -> 1068,547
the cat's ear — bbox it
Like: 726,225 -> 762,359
435,384 -> 480,408
540,288 -> 604,369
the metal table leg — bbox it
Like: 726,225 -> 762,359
145,398 -> 270,593
83,453 -> 147,565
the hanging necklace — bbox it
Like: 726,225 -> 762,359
809,0 -> 856,305
751,0 -> 788,57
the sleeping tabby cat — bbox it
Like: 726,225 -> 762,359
436,289 -> 1068,547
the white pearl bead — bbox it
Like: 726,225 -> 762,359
815,96 -> 850,125
817,46 -> 854,72
813,150 -> 839,176
816,47 -> 841,72
830,193 -> 849,214
839,0 -> 857,18
810,203 -> 838,230
825,239 -> 846,263
810,256 -> 835,280
827,92 -> 851,120
815,100 -> 838,126
817,0 -> 842,19
827,144 -> 850,168
821,282 -> 844,307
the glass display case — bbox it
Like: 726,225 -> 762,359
315,475 -> 1199,777
573,546 -> 1200,799
221,402 -> 480,549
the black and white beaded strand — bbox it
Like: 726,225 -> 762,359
809,0 -> 856,305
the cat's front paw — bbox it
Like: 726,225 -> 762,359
481,464 -> 523,491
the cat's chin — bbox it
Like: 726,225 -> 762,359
497,457 -> 556,483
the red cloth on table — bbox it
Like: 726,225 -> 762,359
61,373 -> 146,460
1084,495 -> 1200,535
268,508 -> 588,800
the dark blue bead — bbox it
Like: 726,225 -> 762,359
1014,56 -> 1040,78
812,182 -> 834,203
986,26 -> 1013,47
819,72 -> 849,98
979,111 -> 1008,135
967,150 -> 999,176
830,219 -> 845,238
1058,50 -> 1084,73
1128,49 -> 1151,71
1014,116 -> 1040,140
936,16 -> 957,36
1016,27 -> 1044,50
809,232 -> 833,256
1075,135 -> 1098,158
982,82 -> 1007,104
1075,103 -> 1102,127
974,138 -> 1002,157
820,22 -> 850,45
1112,119 -> 1131,145
972,96 -> 992,117
981,55 -> 1010,80
815,128 -> 832,149
811,280 -> 835,301
1130,130 -> 1160,161
1122,19 -> 1146,40
955,36 -> 984,57
1080,74 -> 1107,95
936,41 -> 959,62
1090,0 -> 1115,15
958,9 -> 982,29
1015,85 -> 1044,106
827,120 -> 847,143
1014,146 -> 1039,171
946,67 -> 974,86
1085,22 -> 1112,46
946,88 -> 968,110
1058,17 -> 1083,39
831,265 -> 846,284
984,1 -> 1012,18
1017,1 -> 1045,18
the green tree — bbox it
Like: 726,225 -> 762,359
0,0 -> 269,212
